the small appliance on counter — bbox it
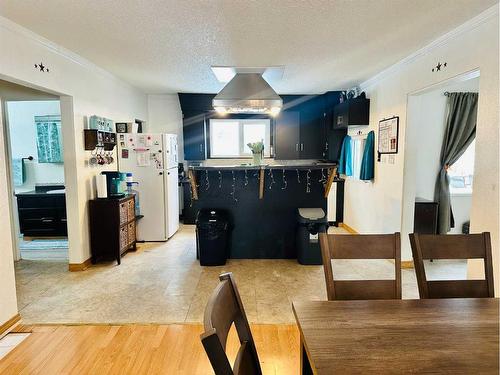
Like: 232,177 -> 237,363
100,171 -> 127,198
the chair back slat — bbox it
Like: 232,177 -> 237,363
427,280 -> 490,299
409,232 -> 494,299
320,232 -> 401,301
334,280 -> 399,300
328,234 -> 398,259
416,234 -> 486,259
201,273 -> 262,375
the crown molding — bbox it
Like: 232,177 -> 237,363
360,4 -> 499,91
0,15 -> 145,93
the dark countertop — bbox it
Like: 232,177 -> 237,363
16,189 -> 66,197
189,162 -> 337,171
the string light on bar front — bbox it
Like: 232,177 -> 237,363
306,169 -> 311,193
231,170 -> 237,203
318,168 -> 326,184
268,169 -> 276,190
281,169 -> 287,190
205,170 -> 210,191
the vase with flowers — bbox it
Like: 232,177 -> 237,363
247,141 -> 264,166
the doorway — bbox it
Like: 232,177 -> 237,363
1,80 -> 68,261
402,71 -> 479,274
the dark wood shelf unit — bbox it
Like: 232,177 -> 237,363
89,195 -> 137,265
414,198 -> 439,234
84,129 -> 117,151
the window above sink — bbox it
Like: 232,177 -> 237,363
209,118 -> 271,158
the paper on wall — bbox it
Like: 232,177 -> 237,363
136,151 -> 151,167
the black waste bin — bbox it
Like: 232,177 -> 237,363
196,209 -> 230,266
296,208 -> 328,265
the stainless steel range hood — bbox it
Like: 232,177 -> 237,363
212,73 -> 282,115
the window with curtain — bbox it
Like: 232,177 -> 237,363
209,119 -> 271,158
448,139 -> 475,195
350,137 -> 366,180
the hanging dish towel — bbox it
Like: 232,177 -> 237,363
12,158 -> 26,186
360,131 -> 375,180
337,135 -> 353,176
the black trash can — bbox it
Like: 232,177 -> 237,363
296,208 -> 328,265
196,209 -> 230,266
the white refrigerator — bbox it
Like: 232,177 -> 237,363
117,133 -> 179,241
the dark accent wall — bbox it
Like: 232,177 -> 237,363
178,92 -> 347,162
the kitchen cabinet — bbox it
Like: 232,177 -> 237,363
327,128 -> 347,162
275,111 -> 300,159
16,189 -> 67,237
183,111 -> 206,160
332,97 -> 370,129
299,96 -> 327,159
274,106 -> 326,160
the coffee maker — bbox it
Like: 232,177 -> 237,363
100,171 -> 126,197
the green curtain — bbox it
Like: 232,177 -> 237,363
435,92 -> 478,234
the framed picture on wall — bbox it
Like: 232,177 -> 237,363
378,116 -> 399,156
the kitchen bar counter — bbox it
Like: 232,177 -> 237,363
189,162 -> 337,171
183,165 -> 344,259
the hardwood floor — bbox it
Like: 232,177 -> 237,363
0,324 -> 299,374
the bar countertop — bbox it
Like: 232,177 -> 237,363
188,162 -> 337,171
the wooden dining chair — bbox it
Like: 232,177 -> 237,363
200,272 -> 262,375
409,232 -> 494,298
319,232 -> 402,300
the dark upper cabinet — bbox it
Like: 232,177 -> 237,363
183,111 -> 206,160
275,111 -> 300,160
332,97 -> 370,129
327,128 -> 347,162
299,96 -> 326,159
275,96 -> 327,160
274,109 -> 326,160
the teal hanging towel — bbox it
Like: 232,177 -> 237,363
337,135 -> 352,176
360,131 -> 375,180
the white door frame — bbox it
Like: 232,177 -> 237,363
0,76 -> 74,266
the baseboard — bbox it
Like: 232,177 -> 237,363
0,314 -> 21,337
339,223 -> 358,234
68,258 -> 92,272
401,260 -> 414,269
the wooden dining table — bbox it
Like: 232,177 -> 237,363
293,298 -> 499,374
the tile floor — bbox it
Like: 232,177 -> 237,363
15,225 -> 467,324
18,238 -> 68,260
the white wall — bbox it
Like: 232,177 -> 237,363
147,94 -> 184,161
6,100 -> 64,193
344,6 -> 499,294
0,16 -> 148,325
0,102 -> 18,328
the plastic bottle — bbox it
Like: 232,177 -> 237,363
126,173 -> 140,216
